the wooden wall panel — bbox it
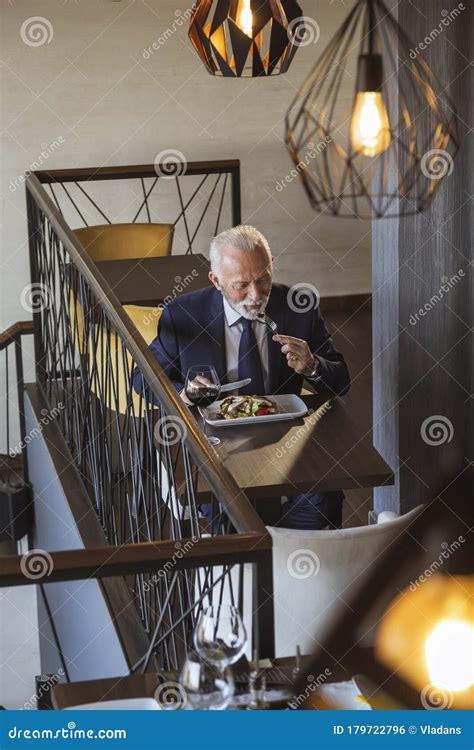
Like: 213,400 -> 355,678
373,0 -> 473,512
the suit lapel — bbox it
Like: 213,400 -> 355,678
204,289 -> 227,384
265,287 -> 287,393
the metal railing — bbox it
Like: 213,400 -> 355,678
0,161 -> 274,674
0,322 -> 33,483
35,160 -> 241,254
0,321 -> 34,545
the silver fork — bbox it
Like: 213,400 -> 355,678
256,312 -> 278,335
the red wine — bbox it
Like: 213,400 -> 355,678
186,387 -> 220,407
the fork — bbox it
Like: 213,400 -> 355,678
256,312 -> 278,335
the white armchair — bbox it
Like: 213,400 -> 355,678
268,505 -> 424,657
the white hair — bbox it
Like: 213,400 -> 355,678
209,225 -> 272,275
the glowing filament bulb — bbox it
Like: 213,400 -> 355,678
350,91 -> 391,157
425,619 -> 474,693
238,0 -> 253,37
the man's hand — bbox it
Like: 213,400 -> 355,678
273,334 -> 318,376
180,374 -> 213,406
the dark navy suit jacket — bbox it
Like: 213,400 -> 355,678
132,284 -> 350,398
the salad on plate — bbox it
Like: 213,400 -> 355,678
215,395 -> 277,420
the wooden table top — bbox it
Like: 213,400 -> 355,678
51,655 -> 352,710
94,253 -> 211,306
186,392 -> 393,501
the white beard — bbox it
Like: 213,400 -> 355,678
221,289 -> 270,320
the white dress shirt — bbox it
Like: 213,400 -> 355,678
222,296 -> 270,392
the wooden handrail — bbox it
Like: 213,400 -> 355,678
0,320 -> 34,350
34,159 -> 241,184
25,168 -> 265,537
0,533 -> 271,587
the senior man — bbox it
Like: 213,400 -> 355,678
133,225 -> 350,529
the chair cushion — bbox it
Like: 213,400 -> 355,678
123,304 -> 161,345
88,305 -> 161,415
74,224 -> 174,261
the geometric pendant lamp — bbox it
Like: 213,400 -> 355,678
285,0 -> 459,218
189,0 -> 306,77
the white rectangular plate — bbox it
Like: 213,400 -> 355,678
200,394 -> 308,427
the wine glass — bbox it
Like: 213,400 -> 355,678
194,604 -> 247,668
185,365 -> 221,446
179,653 -> 234,710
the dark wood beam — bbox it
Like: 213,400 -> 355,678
34,160 -> 241,183
0,534 -> 271,587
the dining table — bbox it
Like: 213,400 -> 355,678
155,390 -> 394,525
51,653 -> 369,710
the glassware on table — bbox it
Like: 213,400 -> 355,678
179,653 -> 234,710
184,365 -> 221,446
247,668 -> 269,710
194,604 -> 247,668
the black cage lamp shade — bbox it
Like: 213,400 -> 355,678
189,0 -> 306,77
285,0 -> 459,218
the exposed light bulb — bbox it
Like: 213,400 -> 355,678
425,619 -> 474,693
350,91 -> 391,157
238,0 -> 253,37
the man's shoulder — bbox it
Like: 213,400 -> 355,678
270,282 -> 321,316
271,282 -> 291,299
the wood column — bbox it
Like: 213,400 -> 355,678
372,0 -> 473,513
